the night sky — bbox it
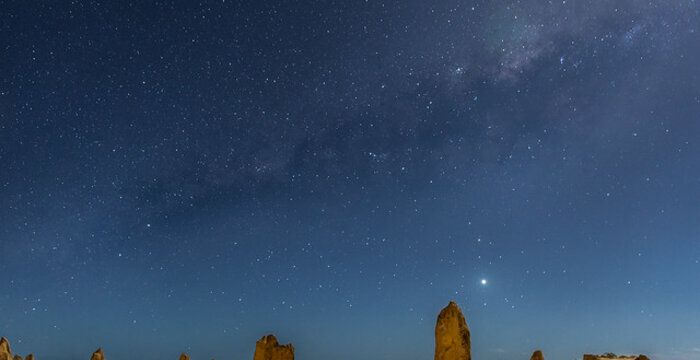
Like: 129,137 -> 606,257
1,1 -> 699,360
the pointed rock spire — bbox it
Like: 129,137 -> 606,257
253,334 -> 294,360
434,301 -> 471,360
90,348 -> 105,360
530,350 -> 544,360
0,338 -> 12,360
24,356 -> 34,360
179,353 -> 190,360
0,338 -> 10,352
13,355 -> 22,360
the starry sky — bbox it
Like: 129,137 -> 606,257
1,1 -> 699,360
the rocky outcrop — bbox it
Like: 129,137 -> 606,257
90,349 -> 105,360
434,301 -> 471,360
0,338 -> 12,360
583,354 -> 651,360
0,338 -> 31,360
530,350 -> 544,360
253,334 -> 294,360
179,353 -> 190,360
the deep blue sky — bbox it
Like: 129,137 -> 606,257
1,1 -> 699,360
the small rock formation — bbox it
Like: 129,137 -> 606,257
24,356 -> 34,360
179,353 -> 190,360
253,334 -> 294,360
13,355 -> 22,360
530,350 -> 544,360
434,301 -> 471,360
90,349 -> 105,360
583,354 -> 651,360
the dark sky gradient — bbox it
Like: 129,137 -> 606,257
1,1 -> 699,360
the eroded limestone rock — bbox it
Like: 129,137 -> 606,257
434,301 -> 471,360
90,348 -> 105,360
253,334 -> 294,360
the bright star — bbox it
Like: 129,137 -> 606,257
481,279 -> 487,285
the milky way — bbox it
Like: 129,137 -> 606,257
1,1 -> 699,360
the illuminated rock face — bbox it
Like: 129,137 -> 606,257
253,334 -> 294,360
434,301 -> 471,360
90,348 -> 105,360
0,338 -> 12,360
530,350 -> 545,360
179,353 -> 190,360
0,338 -> 33,360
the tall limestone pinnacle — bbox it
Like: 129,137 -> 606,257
90,348 -> 105,360
179,353 -> 190,360
530,350 -> 545,360
253,334 -> 294,360
0,337 -> 13,360
0,338 -> 9,351
434,301 -> 471,360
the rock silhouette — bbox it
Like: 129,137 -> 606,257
530,350 -> 544,360
90,349 -> 105,360
434,301 -> 471,360
253,334 -> 294,360
179,353 -> 190,360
